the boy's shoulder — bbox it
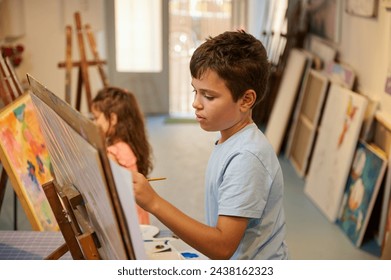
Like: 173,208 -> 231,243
222,124 -> 271,154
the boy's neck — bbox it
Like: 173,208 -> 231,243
218,117 -> 253,144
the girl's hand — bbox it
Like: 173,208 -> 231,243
131,171 -> 159,213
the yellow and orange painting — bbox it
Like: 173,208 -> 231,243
0,93 -> 58,231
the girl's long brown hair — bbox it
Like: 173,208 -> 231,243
92,87 -> 153,176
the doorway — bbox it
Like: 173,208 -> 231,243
168,0 -> 232,117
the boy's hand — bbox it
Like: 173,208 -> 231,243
131,171 -> 158,213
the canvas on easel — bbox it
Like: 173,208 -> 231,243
27,74 -> 145,259
304,83 -> 368,222
337,140 -> 387,247
0,55 -> 24,225
0,93 -> 58,231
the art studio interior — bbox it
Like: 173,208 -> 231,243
0,0 -> 391,260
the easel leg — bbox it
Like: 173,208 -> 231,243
65,26 -> 73,105
78,232 -> 100,260
43,180 -> 85,260
13,190 -> 17,230
4,57 -> 23,97
76,68 -> 83,112
85,24 -> 109,87
0,169 -> 17,230
45,243 -> 69,260
75,12 -> 93,110
0,168 -> 7,211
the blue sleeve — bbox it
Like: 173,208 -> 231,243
217,151 -> 272,218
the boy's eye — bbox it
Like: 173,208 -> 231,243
192,89 -> 214,100
201,92 -> 214,100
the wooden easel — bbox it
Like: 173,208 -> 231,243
0,56 -> 24,229
43,179 -> 101,260
0,56 -> 23,105
58,12 -> 109,112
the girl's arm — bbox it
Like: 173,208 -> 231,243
132,171 -> 248,259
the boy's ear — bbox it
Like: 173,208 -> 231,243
110,112 -> 118,126
240,89 -> 256,111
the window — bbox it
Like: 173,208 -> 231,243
169,0 -> 232,115
115,0 -> 162,72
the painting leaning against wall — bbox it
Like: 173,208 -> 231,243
0,93 -> 58,231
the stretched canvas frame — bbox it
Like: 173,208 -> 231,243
265,48 -> 312,154
286,69 -> 329,178
304,83 -> 368,222
27,74 -> 144,259
0,93 -> 58,231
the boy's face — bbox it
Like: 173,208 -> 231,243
192,69 -> 249,140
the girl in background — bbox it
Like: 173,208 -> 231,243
91,87 -> 153,224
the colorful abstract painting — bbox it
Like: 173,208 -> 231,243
337,141 -> 387,247
0,93 -> 58,231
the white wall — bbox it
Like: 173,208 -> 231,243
339,3 -> 391,119
5,0 -> 106,115
4,0 -> 391,118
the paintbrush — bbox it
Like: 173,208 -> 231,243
147,177 -> 167,182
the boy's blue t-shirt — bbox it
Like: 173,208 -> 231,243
205,123 -> 289,259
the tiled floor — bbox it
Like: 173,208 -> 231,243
0,115 -> 379,259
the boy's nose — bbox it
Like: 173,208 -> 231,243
192,94 -> 202,109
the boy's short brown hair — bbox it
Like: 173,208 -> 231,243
190,30 -> 270,107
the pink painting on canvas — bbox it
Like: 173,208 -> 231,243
0,94 -> 58,231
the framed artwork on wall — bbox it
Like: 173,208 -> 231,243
346,0 -> 379,18
306,0 -> 342,43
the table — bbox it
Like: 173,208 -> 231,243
0,229 -> 208,260
0,230 -> 71,260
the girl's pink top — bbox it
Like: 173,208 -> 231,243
107,141 -> 150,225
